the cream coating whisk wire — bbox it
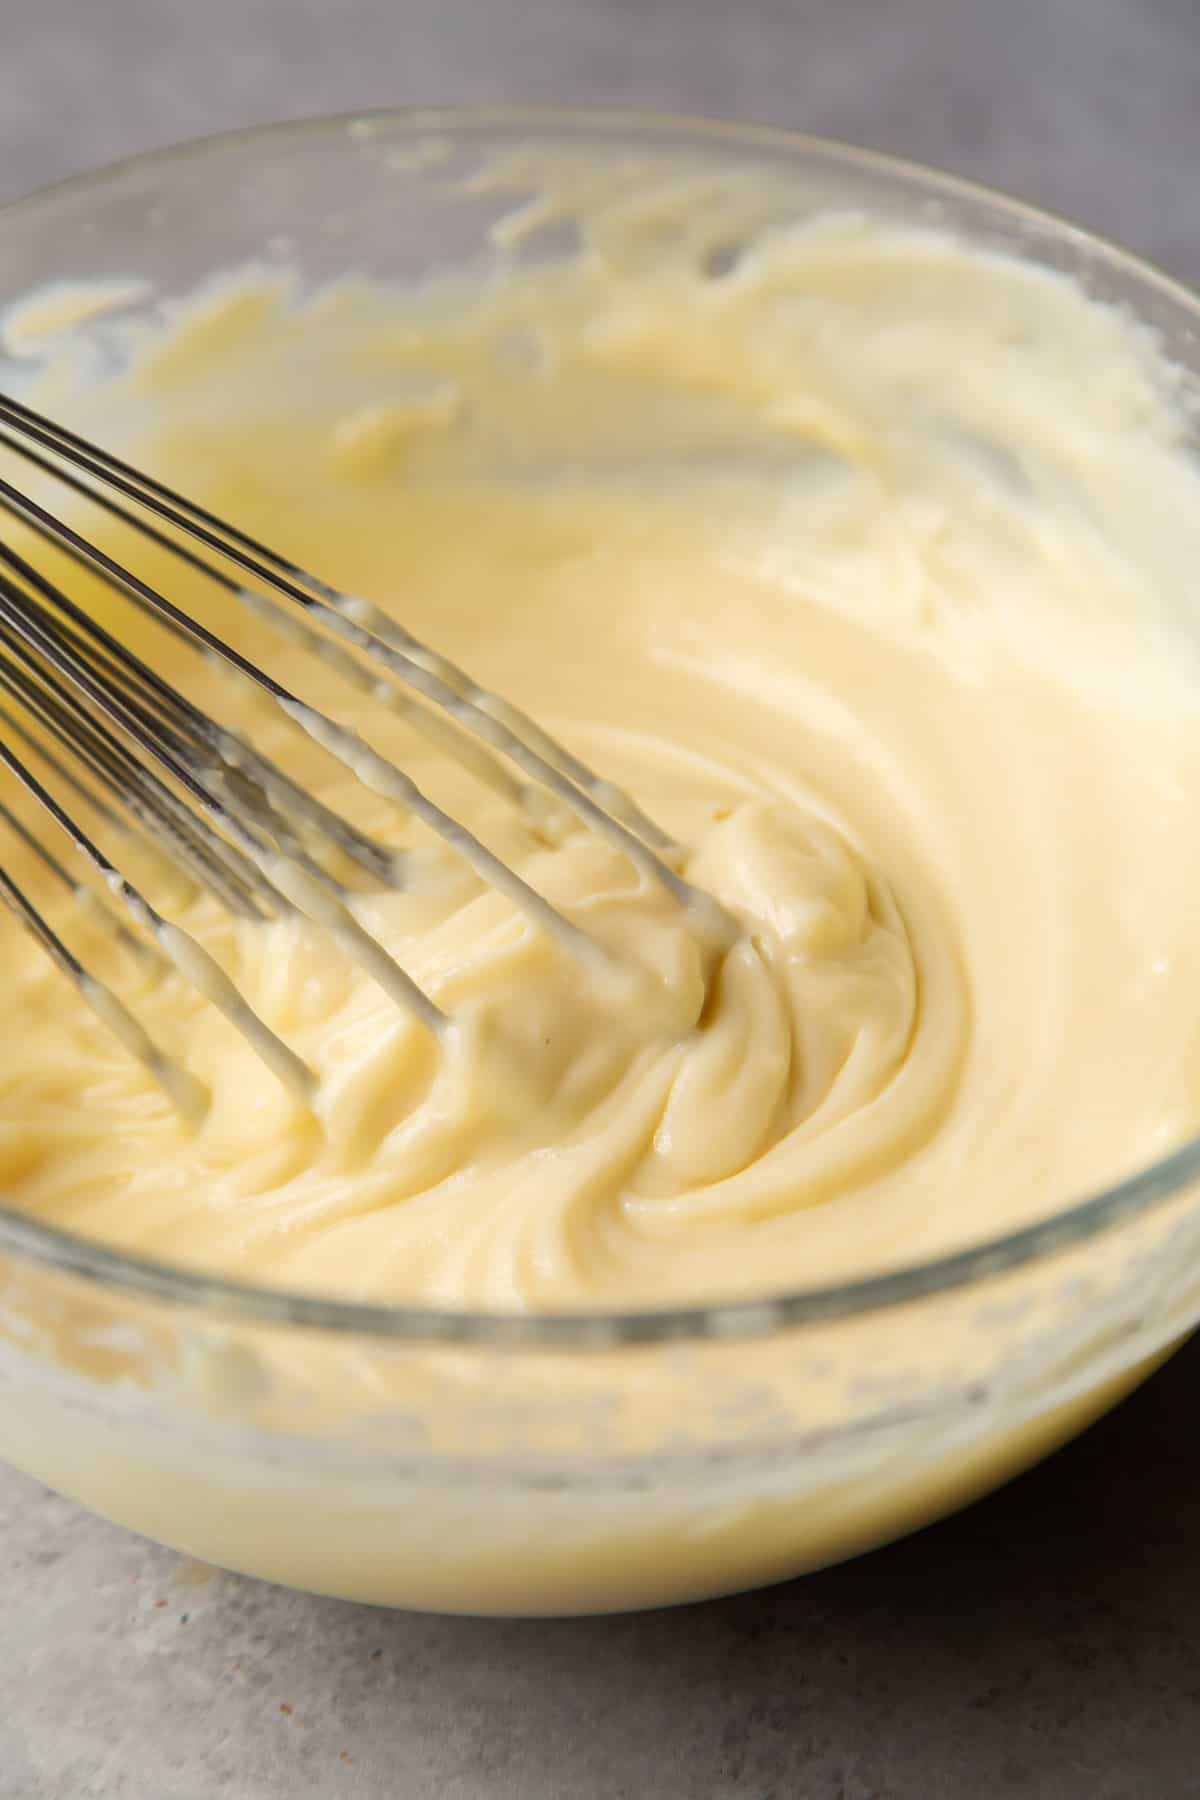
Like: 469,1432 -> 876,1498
0,392 -> 737,1120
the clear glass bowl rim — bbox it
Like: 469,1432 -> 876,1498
2,102 -> 1199,1349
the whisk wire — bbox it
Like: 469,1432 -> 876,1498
0,391 -> 738,1116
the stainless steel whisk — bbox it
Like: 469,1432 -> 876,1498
0,392 -> 735,1121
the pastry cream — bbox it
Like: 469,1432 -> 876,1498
6,213 -> 1200,1306
2,187 -> 1200,1610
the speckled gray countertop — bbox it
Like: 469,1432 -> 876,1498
4,2 -> 1200,1795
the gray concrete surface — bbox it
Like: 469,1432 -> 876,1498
3,1 -> 1200,1794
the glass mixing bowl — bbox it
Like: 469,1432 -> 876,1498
2,108 -> 1200,1616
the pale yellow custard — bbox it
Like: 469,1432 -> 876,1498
2,199 -> 1200,1611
